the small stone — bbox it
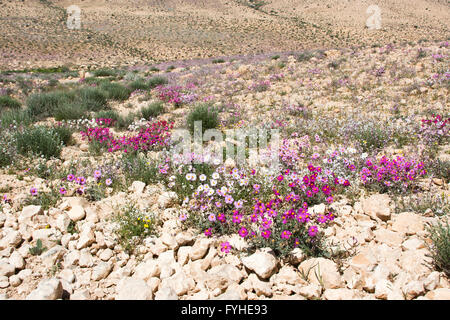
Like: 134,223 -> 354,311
323,288 -> 359,300
116,277 -> 153,300
154,285 -> 178,300
190,238 -> 211,261
242,250 -> 278,279
298,258 -> 343,289
129,181 -> 146,194
361,194 -> 392,221
78,250 -> 94,268
133,259 -> 160,280
40,245 -> 65,268
374,229 -> 403,247
391,212 -> 424,235
404,280 -> 425,300
424,271 -> 440,291
374,279 -> 394,300
401,237 -> 425,251
0,262 -> 15,277
9,275 -> 22,287
26,278 -> 63,300
289,248 -> 306,265
99,248 -> 113,261
70,289 -> 91,300
59,269 -> 75,284
177,246 -> 190,266
19,205 -> 43,225
0,276 -> 9,288
297,283 -> 322,299
77,227 -> 95,250
160,271 -> 195,296
9,251 -> 25,270
425,288 -> 450,300
67,205 -> 86,222
91,262 -> 113,281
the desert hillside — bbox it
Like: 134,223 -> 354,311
0,0 -> 449,70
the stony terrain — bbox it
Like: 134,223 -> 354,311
0,38 -> 449,300
0,0 -> 449,70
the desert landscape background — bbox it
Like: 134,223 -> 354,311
0,0 -> 449,70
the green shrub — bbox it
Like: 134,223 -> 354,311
100,82 -> 132,101
29,239 -> 47,256
54,102 -> 86,121
0,109 -> 31,128
271,55 -> 280,60
26,91 -> 76,118
92,68 -> 117,77
76,87 -> 108,112
112,203 -> 159,253
52,125 -> 73,146
14,126 -> 64,158
0,95 -> 21,110
187,104 -> 219,134
426,221 -> 450,277
166,65 -> 175,72
129,78 -> 150,91
121,153 -> 160,186
95,109 -> 120,122
297,51 -> 315,62
212,58 -> 225,64
141,101 -> 164,120
147,76 -> 168,88
115,112 -> 136,130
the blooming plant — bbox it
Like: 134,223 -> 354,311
80,120 -> 173,153
419,114 -> 449,148
167,154 -> 345,257
360,155 -> 426,193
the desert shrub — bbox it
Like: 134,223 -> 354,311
297,51 -> 315,62
52,125 -> 73,146
347,120 -> 391,153
129,78 -> 150,91
0,95 -> 21,110
141,101 -> 164,120
115,112 -> 136,130
0,131 -> 15,167
187,104 -> 219,134
14,126 -> 64,158
76,87 -> 108,112
166,65 -> 175,72
26,91 -> 76,118
23,188 -> 61,211
426,221 -> 450,277
0,109 -> 32,128
121,153 -> 160,186
54,102 -> 86,121
112,203 -> 159,253
100,82 -> 132,101
92,68 -> 117,77
212,58 -> 225,64
95,110 -> 120,122
271,55 -> 280,60
147,76 -> 168,88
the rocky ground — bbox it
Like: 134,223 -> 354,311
0,39 -> 449,300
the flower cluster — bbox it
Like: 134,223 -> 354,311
156,84 -> 198,106
95,118 -> 116,127
169,156 -> 345,256
420,114 -> 449,146
360,156 -> 426,192
248,80 -> 271,92
81,121 -> 173,153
